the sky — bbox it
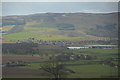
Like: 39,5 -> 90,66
1,0 -> 120,2
2,2 -> 118,16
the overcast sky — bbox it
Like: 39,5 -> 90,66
2,2 -> 118,16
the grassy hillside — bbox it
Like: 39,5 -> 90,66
4,32 -> 84,41
2,13 -> 118,41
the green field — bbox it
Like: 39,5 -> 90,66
67,64 -> 118,78
3,31 -> 84,41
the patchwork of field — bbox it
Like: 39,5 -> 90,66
2,48 -> 119,78
2,12 -> 118,42
2,12 -> 118,79
2,22 -> 104,41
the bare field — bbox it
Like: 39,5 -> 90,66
2,55 -> 46,64
2,67 -> 46,78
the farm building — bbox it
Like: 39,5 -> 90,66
67,45 -> 118,49
85,45 -> 118,49
67,47 -> 89,49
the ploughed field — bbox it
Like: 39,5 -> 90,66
3,67 -> 46,78
2,55 -> 47,64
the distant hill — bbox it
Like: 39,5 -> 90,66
2,12 -> 118,41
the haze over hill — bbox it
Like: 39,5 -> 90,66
2,12 -> 118,41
